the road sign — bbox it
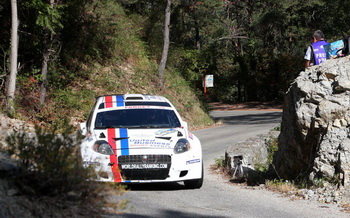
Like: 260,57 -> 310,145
205,75 -> 213,87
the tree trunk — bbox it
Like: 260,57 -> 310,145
6,0 -> 19,115
194,16 -> 201,50
158,0 -> 171,89
40,48 -> 49,104
39,0 -> 56,105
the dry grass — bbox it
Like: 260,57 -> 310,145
265,180 -> 297,193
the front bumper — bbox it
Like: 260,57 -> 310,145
84,150 -> 202,183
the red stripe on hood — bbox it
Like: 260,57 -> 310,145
108,128 -> 122,182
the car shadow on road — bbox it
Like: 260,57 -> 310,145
113,209 -> 226,218
124,182 -> 189,191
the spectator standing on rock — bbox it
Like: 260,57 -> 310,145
304,30 -> 329,68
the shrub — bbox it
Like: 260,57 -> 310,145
214,156 -> 225,169
1,121 -> 125,215
265,179 -> 296,193
3,123 -> 89,196
267,136 -> 278,165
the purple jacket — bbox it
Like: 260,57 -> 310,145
311,40 -> 328,65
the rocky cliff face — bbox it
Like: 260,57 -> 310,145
274,56 -> 350,186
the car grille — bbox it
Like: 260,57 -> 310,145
118,155 -> 171,180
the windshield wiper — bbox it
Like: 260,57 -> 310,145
94,125 -> 124,129
137,125 -> 174,129
95,125 -> 178,129
129,125 -> 158,129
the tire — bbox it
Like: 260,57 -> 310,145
184,163 -> 204,189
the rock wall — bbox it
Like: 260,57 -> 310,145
225,131 -> 279,180
273,56 -> 350,186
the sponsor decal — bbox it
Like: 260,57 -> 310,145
132,133 -> 153,138
188,131 -> 194,140
145,95 -> 157,100
186,159 -> 200,165
120,163 -> 168,169
83,161 -> 100,166
155,129 -> 177,136
125,106 -> 150,109
129,138 -> 171,148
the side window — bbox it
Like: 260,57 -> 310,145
167,111 -> 181,127
86,100 -> 98,130
95,113 -> 104,128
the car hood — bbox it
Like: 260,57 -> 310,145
91,127 -> 185,149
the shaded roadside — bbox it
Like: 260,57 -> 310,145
209,101 -> 283,111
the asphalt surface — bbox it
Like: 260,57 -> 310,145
109,110 -> 349,218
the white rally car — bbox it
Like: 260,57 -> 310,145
80,94 -> 203,189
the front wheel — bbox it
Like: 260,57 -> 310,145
184,163 -> 203,189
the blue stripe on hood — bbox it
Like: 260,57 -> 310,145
120,128 -> 129,155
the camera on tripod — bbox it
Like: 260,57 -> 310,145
232,155 -> 244,178
234,155 -> 243,165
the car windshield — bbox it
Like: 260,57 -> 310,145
94,109 -> 181,129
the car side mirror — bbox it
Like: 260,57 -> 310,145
80,122 -> 87,136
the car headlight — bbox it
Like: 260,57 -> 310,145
93,140 -> 114,155
174,139 -> 191,154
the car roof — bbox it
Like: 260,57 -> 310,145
96,94 -> 173,109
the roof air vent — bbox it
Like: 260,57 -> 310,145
125,97 -> 143,100
124,94 -> 144,100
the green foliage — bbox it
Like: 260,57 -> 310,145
39,88 -> 95,129
2,0 -> 350,110
293,175 -> 343,189
163,69 -> 214,128
272,125 -> 281,131
5,98 -> 16,118
312,178 -> 326,188
3,0 -> 350,128
252,135 -> 279,176
82,0 -> 146,62
24,0 -> 65,34
1,122 -> 126,214
267,136 -> 279,165
168,49 -> 206,85
53,88 -> 94,111
246,136 -> 279,184
265,179 -> 296,193
214,156 -> 225,169
254,162 -> 267,173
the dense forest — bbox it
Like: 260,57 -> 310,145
0,0 -> 350,126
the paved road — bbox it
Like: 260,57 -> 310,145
112,110 -> 349,218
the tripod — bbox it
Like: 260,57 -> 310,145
232,155 -> 244,178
